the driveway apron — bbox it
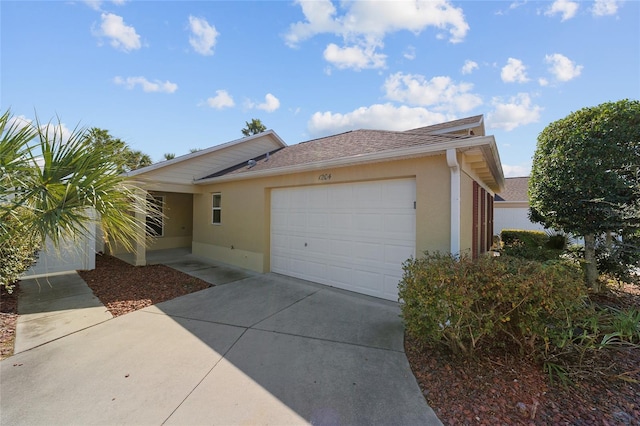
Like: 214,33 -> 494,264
0,270 -> 441,425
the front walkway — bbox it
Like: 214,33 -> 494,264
2,250 -> 441,425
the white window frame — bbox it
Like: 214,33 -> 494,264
212,193 -> 222,225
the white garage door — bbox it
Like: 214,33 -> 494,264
271,179 -> 416,301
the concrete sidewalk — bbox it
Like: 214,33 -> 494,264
2,255 -> 441,425
14,272 -> 113,353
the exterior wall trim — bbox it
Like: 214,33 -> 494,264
446,148 -> 461,255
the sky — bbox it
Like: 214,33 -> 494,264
2,0 -> 639,178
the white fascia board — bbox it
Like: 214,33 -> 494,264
124,130 -> 287,178
427,116 -> 484,135
195,135 -> 499,185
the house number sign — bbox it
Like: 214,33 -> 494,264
318,173 -> 332,181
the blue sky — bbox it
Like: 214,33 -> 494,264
2,0 -> 638,177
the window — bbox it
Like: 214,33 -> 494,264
212,193 -> 222,224
146,195 -> 164,237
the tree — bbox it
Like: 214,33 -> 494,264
163,153 -> 176,161
529,99 -> 640,291
0,110 -> 157,289
241,118 -> 266,137
84,128 -> 152,173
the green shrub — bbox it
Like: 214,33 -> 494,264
398,252 -> 587,357
501,229 -> 548,247
0,219 -> 40,293
500,229 -> 564,261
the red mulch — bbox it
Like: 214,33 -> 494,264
77,254 -> 212,317
405,283 -> 640,425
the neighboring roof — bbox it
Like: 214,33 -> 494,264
196,115 -> 505,192
495,177 -> 529,202
406,115 -> 484,136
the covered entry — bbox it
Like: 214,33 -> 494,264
270,179 -> 416,301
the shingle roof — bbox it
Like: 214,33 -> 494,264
495,177 -> 529,202
199,129 -> 472,180
405,115 -> 484,136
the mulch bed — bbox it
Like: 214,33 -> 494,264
406,283 -> 640,425
77,254 -> 212,317
0,285 -> 20,360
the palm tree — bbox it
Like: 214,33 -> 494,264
241,118 -> 266,137
0,109 -> 156,257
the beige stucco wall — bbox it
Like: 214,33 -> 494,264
192,155 -> 452,273
110,192 -> 193,255
147,191 -> 193,250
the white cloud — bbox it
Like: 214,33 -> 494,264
323,43 -> 386,70
592,0 -> 619,16
93,13 -> 141,52
502,163 -> 532,177
83,0 -> 126,11
487,93 -> 542,131
257,93 -> 281,112
113,76 -> 178,93
205,90 -> 235,109
538,77 -> 549,86
403,46 -> 416,60
39,122 -> 74,144
188,16 -> 219,56
501,58 -> 529,83
545,53 -> 583,82
308,103 -> 449,137
7,114 -> 75,145
461,59 -> 478,75
383,72 -> 483,113
544,0 -> 579,21
8,114 -> 32,130
285,0 -> 469,70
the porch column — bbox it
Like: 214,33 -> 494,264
446,148 -> 461,256
134,188 -> 147,266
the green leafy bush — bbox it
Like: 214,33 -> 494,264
398,252 -> 587,357
0,213 -> 40,294
500,229 -> 565,261
0,217 -> 40,293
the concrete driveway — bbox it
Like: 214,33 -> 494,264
0,260 -> 441,425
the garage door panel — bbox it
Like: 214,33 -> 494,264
353,269 -> 383,294
330,239 -> 354,257
385,244 -> 416,264
328,186 -> 354,209
384,213 -> 416,234
353,241 -> 384,262
328,265 -> 352,286
306,237 -> 330,255
271,179 -> 415,301
308,212 -> 328,231
354,213 -> 383,232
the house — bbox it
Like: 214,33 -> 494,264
121,115 -> 504,301
493,176 -> 547,234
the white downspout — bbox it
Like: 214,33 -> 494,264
446,148 -> 461,256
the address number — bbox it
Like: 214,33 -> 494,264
318,173 -> 332,181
